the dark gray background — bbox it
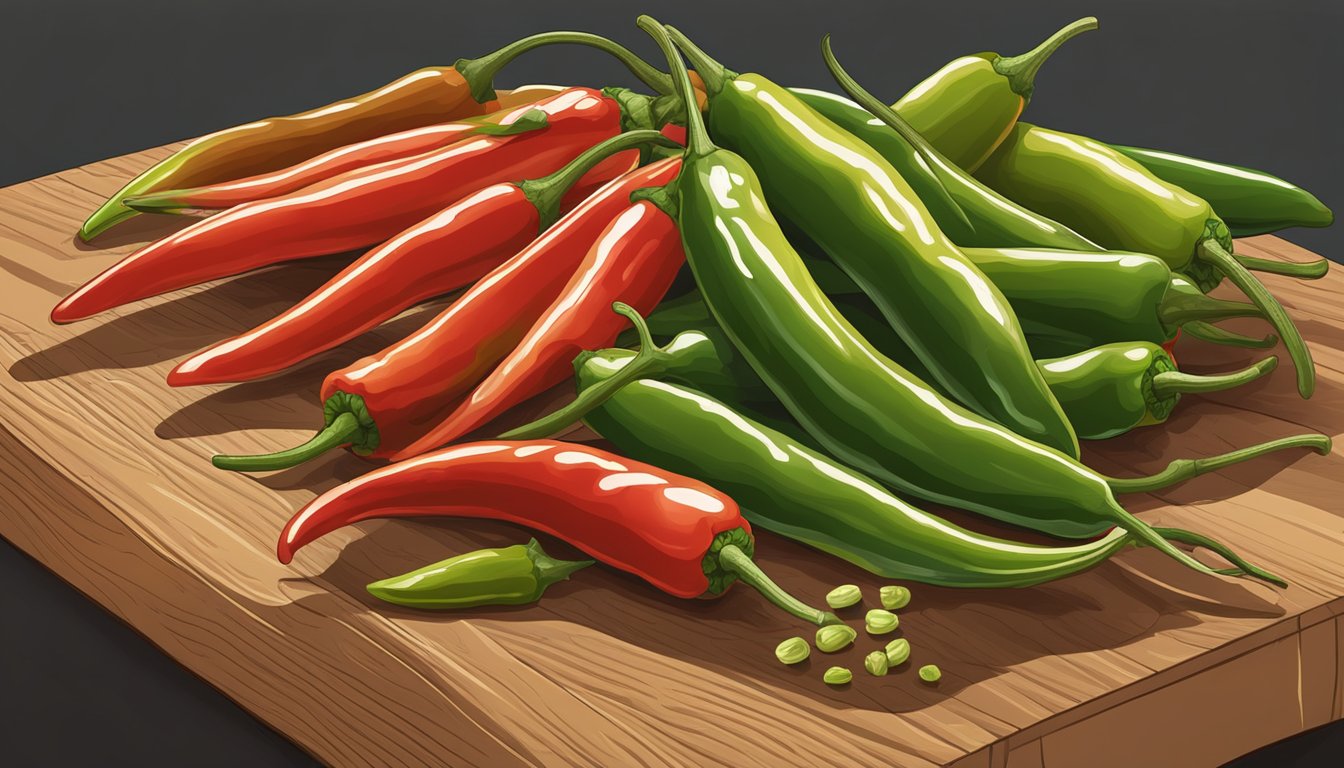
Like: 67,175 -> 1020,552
1,0 -> 1340,765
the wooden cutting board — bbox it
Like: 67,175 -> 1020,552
2,144 -> 1342,768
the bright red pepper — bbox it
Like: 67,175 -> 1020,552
167,130 -> 672,387
51,88 -> 629,324
211,157 -> 683,472
277,439 -> 837,625
122,108 -> 552,214
392,197 -> 684,459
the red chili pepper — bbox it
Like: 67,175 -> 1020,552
122,108 -> 552,214
391,197 -> 684,459
167,130 -> 674,386
277,439 -> 837,625
211,156 -> 684,472
51,88 -> 628,324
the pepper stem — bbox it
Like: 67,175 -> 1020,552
455,31 -> 673,103
1182,320 -> 1279,349
1106,433 -> 1331,494
1150,356 -> 1277,399
499,303 -> 675,439
993,17 -> 1099,101
662,25 -> 733,96
518,129 -> 679,230
1157,288 -> 1264,327
641,18 -> 717,160
528,539 -> 595,588
716,544 -> 841,627
1198,237 -> 1315,398
1233,253 -> 1330,280
212,411 -> 360,472
820,35 -> 975,237
1153,528 -> 1287,588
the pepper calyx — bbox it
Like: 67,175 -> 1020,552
701,527 -> 755,595
1142,352 -> 1180,424
992,17 -> 1099,101
323,391 -> 380,455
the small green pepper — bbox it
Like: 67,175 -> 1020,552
366,539 -> 593,610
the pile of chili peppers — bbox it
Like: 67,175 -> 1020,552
64,16 -> 1335,650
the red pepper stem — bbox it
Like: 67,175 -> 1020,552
1233,253 -> 1330,280
455,32 -> 673,104
820,36 -> 975,237
992,17 -> 1099,100
1197,238 -> 1314,398
716,544 -> 842,627
1154,527 -> 1287,588
499,302 -> 674,440
519,130 -> 679,230
1106,433 -> 1331,495
212,411 -> 360,472
641,19 -> 717,161
1157,290 -> 1263,327
1150,356 -> 1277,399
1182,321 -> 1279,349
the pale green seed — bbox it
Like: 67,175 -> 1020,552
864,651 -> 890,676
865,609 -> 899,634
919,664 -> 942,683
775,637 -> 810,665
815,624 -> 858,653
825,584 -> 862,609
885,638 -> 911,667
823,666 -> 852,685
880,585 -> 911,610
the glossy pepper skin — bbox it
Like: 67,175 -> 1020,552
574,354 -> 1284,588
975,122 -> 1316,398
53,90 -> 631,324
169,129 -> 672,387
211,157 -> 684,471
892,17 -> 1097,171
79,67 -> 505,240
123,110 -> 553,214
646,18 -> 1232,577
1109,145 -> 1334,238
365,538 -> 593,610
669,27 -> 1078,458
279,440 -> 839,625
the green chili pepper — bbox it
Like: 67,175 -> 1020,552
365,539 -> 593,610
892,17 -> 1098,171
665,24 -> 1078,458
975,122 -> 1316,398
570,360 -> 1284,587
1109,144 -> 1334,242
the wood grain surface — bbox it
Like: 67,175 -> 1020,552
2,145 -> 1342,768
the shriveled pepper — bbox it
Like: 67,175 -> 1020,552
366,538 -> 592,610
212,157 -> 683,471
79,32 -> 675,240
666,23 -> 1078,457
169,129 -> 675,386
54,90 -> 638,324
975,122 -> 1317,398
279,440 -> 840,626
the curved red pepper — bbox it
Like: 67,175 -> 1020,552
391,199 -> 684,459
51,88 -> 628,324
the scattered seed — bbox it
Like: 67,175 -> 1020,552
826,584 -> 862,609
865,609 -> 899,634
885,638 -> 911,667
919,664 -> 942,683
775,637 -> 810,665
864,651 -> 890,676
880,585 -> 911,610
815,624 -> 858,653
823,666 -> 852,685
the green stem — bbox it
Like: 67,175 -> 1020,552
1233,253 -> 1330,280
1106,433 -> 1331,494
212,411 -> 360,472
519,129 -> 678,229
455,31 -> 673,104
1105,506 -> 1229,579
819,36 -> 974,237
662,25 -> 734,97
1182,320 -> 1279,349
500,303 -> 674,440
1153,527 -> 1287,588
528,539 -> 595,588
640,18 -> 718,160
716,544 -> 840,627
1198,238 -> 1315,398
993,17 -> 1099,100
1158,289 -> 1264,327
1149,356 -> 1277,399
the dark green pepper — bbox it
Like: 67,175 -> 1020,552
366,538 -> 592,610
1109,144 -> 1334,241
975,122 -> 1316,398
668,25 -> 1078,458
